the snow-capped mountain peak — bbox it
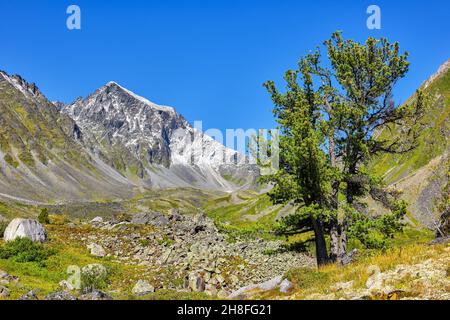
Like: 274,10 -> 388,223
61,82 -> 258,190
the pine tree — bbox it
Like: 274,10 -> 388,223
263,32 -> 428,265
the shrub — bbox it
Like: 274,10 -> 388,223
38,208 -> 50,224
81,264 -> 110,292
0,237 -> 55,265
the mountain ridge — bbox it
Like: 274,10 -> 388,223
0,71 -> 258,202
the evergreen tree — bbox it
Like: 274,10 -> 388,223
263,32 -> 428,265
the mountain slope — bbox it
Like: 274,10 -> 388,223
0,72 -> 138,202
61,81 -> 258,191
0,72 -> 258,202
370,59 -> 450,227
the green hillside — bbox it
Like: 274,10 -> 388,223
371,60 -> 450,183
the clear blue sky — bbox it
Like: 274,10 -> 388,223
1,0 -> 449,133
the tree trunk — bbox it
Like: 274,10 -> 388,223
329,219 -> 339,262
311,217 -> 329,266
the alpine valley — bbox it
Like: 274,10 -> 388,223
0,59 -> 448,301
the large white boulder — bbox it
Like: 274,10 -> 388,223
3,218 -> 47,242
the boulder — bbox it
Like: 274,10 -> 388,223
87,243 -> 106,257
3,218 -> 47,242
132,280 -> 155,296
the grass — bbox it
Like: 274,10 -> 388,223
370,65 -> 450,183
0,223 -> 209,300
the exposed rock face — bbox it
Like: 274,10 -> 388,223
3,218 -> 47,242
61,81 -> 259,191
0,71 -> 258,203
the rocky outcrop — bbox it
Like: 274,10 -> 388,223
67,212 -> 315,294
3,219 -> 47,242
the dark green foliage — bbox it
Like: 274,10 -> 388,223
347,201 -> 407,249
263,32 -> 428,265
38,208 -> 50,224
0,222 -> 7,238
0,237 -> 55,264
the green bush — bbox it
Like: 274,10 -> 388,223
0,222 -> 7,238
81,264 -> 110,292
0,237 -> 55,265
38,208 -> 50,224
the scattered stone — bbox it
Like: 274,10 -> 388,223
79,290 -> 113,300
87,243 -> 106,257
132,280 -> 155,296
188,273 -> 206,292
169,209 -> 183,221
45,291 -> 77,300
3,218 -> 47,242
20,290 -> 39,300
0,285 -> 10,298
132,212 -> 169,227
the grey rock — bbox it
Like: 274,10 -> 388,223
132,212 -> 169,227
45,291 -> 77,300
87,243 -> 106,257
79,290 -> 113,300
20,290 -> 39,300
188,273 -> 206,292
229,276 -> 283,299
0,285 -> 10,298
279,279 -> 293,293
3,218 -> 47,242
90,216 -> 104,224
132,280 -> 155,296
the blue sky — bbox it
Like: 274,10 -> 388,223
0,0 -> 449,133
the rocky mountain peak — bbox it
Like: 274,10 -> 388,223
422,58 -> 450,89
0,71 -> 43,99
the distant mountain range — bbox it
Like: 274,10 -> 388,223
0,73 -> 258,202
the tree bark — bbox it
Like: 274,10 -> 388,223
311,217 -> 329,266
